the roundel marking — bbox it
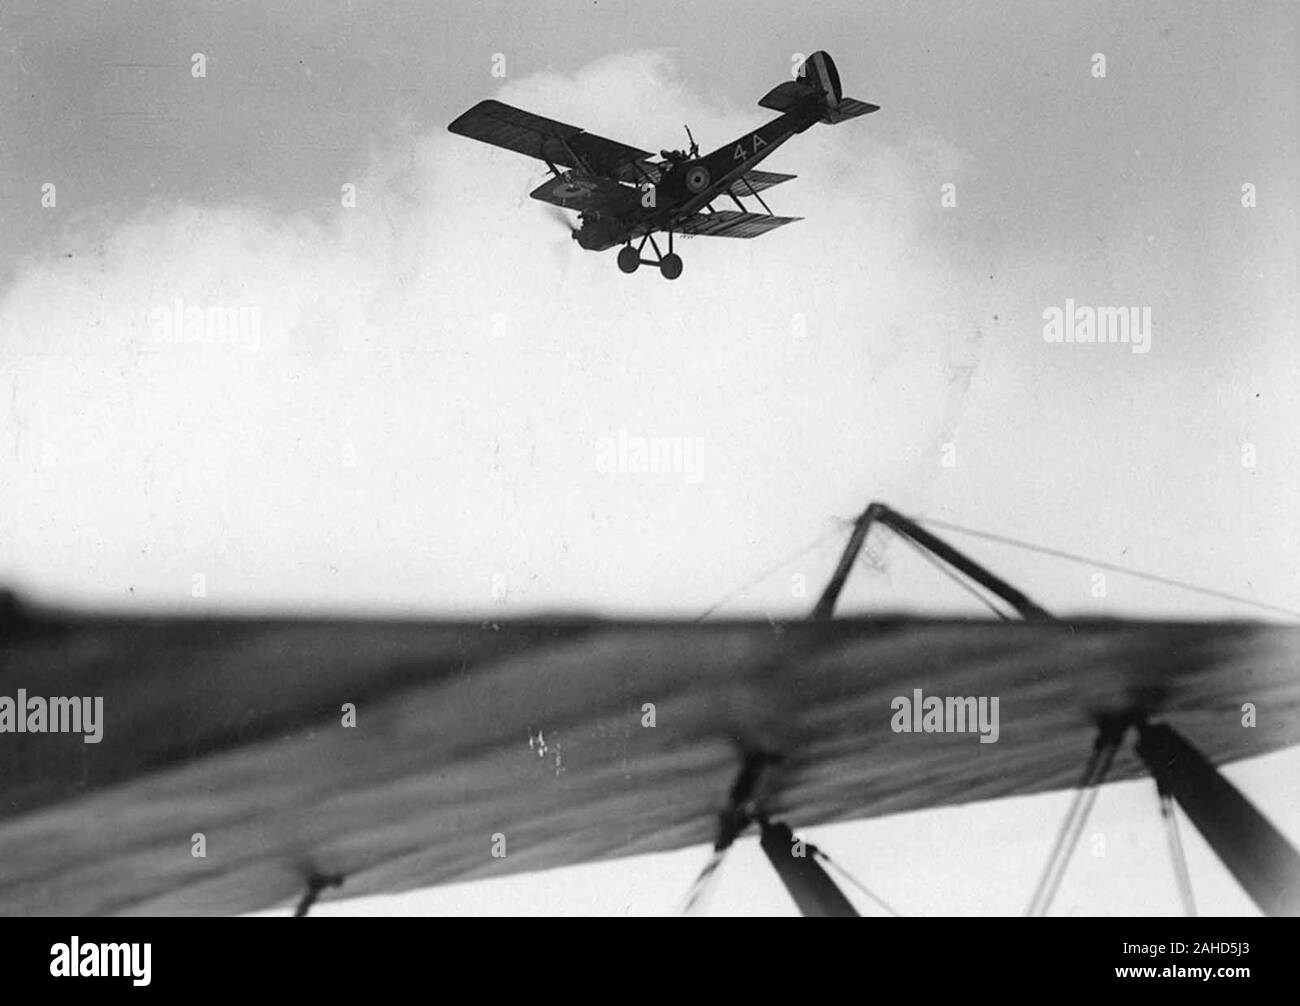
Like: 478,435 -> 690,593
554,177 -> 596,199
684,164 -> 711,194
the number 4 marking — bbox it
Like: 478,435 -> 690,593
733,134 -> 768,161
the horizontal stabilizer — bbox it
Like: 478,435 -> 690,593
821,97 -> 880,124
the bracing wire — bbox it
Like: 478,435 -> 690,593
678,847 -> 728,916
895,531 -> 1012,621
1026,733 -> 1121,916
1158,787 -> 1198,917
814,848 -> 902,917
915,516 -> 1300,621
694,523 -> 847,622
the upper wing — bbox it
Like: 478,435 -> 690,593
676,210 -> 802,238
448,99 -> 655,180
3,604 -> 1296,916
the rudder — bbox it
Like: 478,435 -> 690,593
800,51 -> 843,107
758,50 -> 879,123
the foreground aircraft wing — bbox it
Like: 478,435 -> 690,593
448,99 -> 656,181
1,605 -> 1297,916
676,210 -> 802,238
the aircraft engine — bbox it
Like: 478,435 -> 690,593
574,215 -> 625,251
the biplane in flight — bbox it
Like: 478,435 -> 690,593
447,50 -> 878,279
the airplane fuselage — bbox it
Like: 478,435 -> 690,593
574,103 -> 819,251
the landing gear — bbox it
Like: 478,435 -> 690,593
619,230 -> 683,280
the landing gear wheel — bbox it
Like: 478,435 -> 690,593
659,253 -> 683,280
617,246 -> 640,274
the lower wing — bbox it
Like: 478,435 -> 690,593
675,210 -> 802,238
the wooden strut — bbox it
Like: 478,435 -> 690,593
812,502 -> 1051,621
758,818 -> 859,917
693,750 -> 865,918
293,874 -> 344,917
1136,721 -> 1300,917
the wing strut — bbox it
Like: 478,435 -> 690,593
740,174 -> 775,215
681,748 -> 870,917
293,873 -> 343,917
812,502 -> 1051,620
680,748 -> 781,914
758,819 -> 859,917
1136,721 -> 1300,917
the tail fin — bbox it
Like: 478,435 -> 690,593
758,50 -> 879,124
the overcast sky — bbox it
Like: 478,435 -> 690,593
2,1 -> 1297,914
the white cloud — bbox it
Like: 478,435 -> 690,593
0,51 -> 986,615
